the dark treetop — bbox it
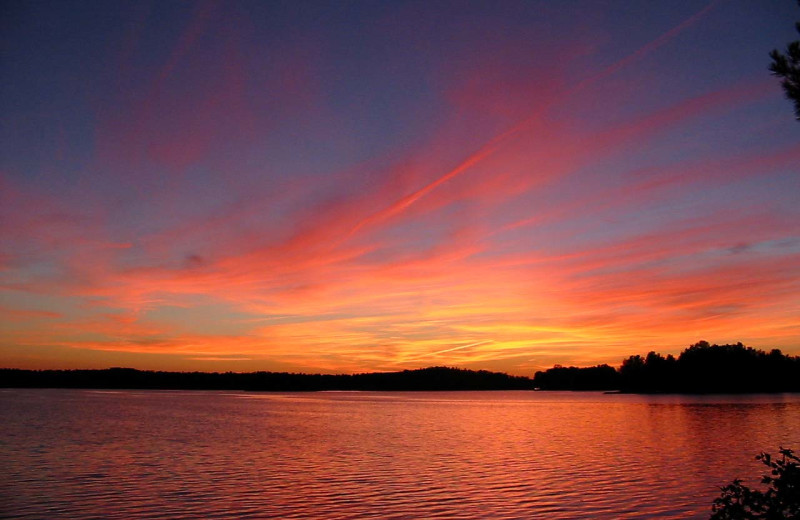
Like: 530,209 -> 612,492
769,0 -> 800,120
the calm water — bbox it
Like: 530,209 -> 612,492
1,390 -> 799,519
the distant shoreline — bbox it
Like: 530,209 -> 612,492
3,341 -> 798,394
0,366 -> 535,392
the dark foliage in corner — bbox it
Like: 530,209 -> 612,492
769,1 -> 800,120
710,448 -> 800,520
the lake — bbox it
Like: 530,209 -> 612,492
1,390 -> 798,519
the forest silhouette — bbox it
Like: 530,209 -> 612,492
534,341 -> 800,393
2,342 -> 798,393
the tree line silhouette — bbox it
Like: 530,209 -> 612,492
533,341 -> 800,393
2,342 -> 798,392
0,366 -> 534,392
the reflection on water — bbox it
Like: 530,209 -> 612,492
1,390 -> 798,519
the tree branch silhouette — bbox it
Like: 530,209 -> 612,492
710,447 -> 800,519
769,1 -> 800,120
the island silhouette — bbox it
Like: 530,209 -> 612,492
2,342 -> 798,393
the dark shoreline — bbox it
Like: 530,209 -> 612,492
2,370 -> 799,395
3,342 -> 798,393
0,366 -> 535,392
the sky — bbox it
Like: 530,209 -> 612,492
1,0 -> 799,375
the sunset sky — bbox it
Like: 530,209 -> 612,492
2,0 -> 799,375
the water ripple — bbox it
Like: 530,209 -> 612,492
2,390 -> 799,519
